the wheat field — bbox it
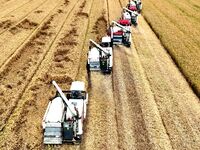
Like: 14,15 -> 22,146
142,0 -> 200,97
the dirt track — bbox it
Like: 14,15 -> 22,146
0,0 -> 199,149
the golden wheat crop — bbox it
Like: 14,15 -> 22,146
142,0 -> 200,97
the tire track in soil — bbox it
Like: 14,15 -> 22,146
0,0 -> 76,134
0,0 -> 94,149
109,2 -> 152,148
113,47 -> 151,150
109,0 -> 174,149
121,0 -> 200,149
0,0 -> 62,69
76,0 -> 119,149
0,0 -> 47,35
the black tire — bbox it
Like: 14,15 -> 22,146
126,43 -> 131,48
73,136 -> 82,144
86,62 -> 90,73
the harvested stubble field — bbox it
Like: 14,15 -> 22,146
142,0 -> 200,97
0,0 -> 199,149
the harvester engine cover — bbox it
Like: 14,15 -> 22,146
118,19 -> 131,26
129,6 -> 137,11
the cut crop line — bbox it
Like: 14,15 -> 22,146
0,0 -> 27,7
0,0 -> 47,35
0,0 -> 80,133
0,0 -> 32,19
105,0 -> 110,24
118,0 -> 123,8
0,0 -> 62,70
113,0 -> 173,148
75,0 -> 95,80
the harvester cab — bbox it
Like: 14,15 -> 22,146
118,19 -> 131,27
42,81 -> 88,144
109,21 -> 131,47
121,10 -> 131,24
123,7 -> 139,26
87,38 -> 113,74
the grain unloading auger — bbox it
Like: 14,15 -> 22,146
123,7 -> 139,26
87,38 -> 113,74
42,81 -> 88,144
109,21 -> 132,47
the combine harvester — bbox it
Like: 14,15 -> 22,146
87,38 -> 113,74
121,10 -> 132,24
127,0 -> 142,13
42,81 -> 88,144
123,7 -> 139,26
109,21 -> 132,47
135,0 -> 142,13
127,0 -> 138,12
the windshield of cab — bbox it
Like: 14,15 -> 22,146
101,42 -> 110,47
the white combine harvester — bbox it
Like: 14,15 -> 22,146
87,38 -> 113,74
135,0 -> 142,13
42,81 -> 88,144
127,0 -> 142,13
109,21 -> 131,47
123,7 -> 139,26
122,10 -> 132,23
